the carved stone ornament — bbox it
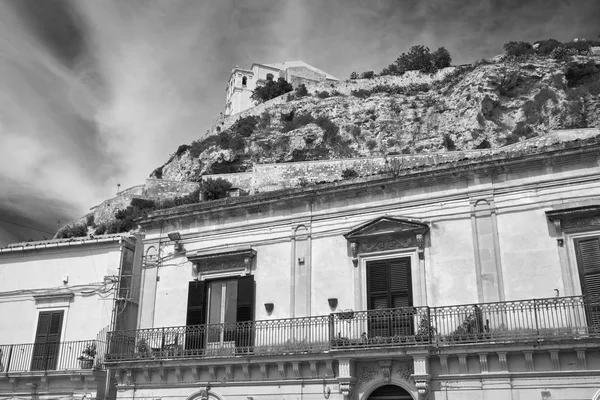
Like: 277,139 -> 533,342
350,242 -> 359,267
378,360 -> 392,382
344,216 -> 429,266
358,366 -> 379,383
396,363 -> 415,384
188,247 -> 256,275
339,380 -> 354,398
563,216 -> 600,230
416,233 -> 424,259
415,380 -> 428,399
359,235 -> 417,254
197,258 -> 246,273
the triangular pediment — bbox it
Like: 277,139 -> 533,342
344,216 -> 428,240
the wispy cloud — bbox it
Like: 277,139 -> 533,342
1,0 -> 598,245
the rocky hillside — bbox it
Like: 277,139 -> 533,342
153,54 -> 600,182
53,51 -> 600,239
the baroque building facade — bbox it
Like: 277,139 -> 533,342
104,130 -> 600,400
225,61 -> 338,116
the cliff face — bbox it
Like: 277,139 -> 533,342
154,55 -> 600,182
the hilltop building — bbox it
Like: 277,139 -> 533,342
225,61 -> 339,116
104,128 -> 600,400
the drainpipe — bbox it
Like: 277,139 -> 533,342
151,222 -> 164,328
105,238 -> 126,400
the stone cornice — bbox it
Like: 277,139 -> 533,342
139,140 -> 600,226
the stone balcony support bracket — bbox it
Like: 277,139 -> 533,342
411,354 -> 430,400
338,358 -> 356,398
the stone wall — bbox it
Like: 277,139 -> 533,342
118,185 -> 145,197
203,150 -> 499,192
90,179 -> 200,225
202,172 -> 253,190
304,67 -> 457,96
201,128 -> 600,193
142,178 -> 200,198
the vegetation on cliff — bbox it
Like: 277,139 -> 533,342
57,39 -> 600,238
153,39 -> 599,182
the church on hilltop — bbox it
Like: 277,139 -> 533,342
225,61 -> 339,116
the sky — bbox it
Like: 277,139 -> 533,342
0,0 -> 598,246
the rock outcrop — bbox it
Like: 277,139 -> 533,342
153,55 -> 600,182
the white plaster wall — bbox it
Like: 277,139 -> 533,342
311,234 -> 354,315
148,257 -> 191,329
426,218 -> 478,307
253,241 -> 291,321
496,209 -> 562,300
0,244 -> 123,344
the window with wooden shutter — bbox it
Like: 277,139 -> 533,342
185,275 -> 255,353
366,258 -> 413,338
574,236 -> 600,327
235,275 -> 255,351
185,281 -> 206,352
31,311 -> 63,371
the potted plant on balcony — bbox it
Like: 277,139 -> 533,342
414,311 -> 436,343
78,343 -> 96,369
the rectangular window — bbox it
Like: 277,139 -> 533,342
185,275 -> 254,353
574,236 -> 600,326
366,258 -> 413,338
31,311 -> 63,371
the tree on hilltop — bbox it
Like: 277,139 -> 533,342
395,45 -> 436,73
251,77 -> 293,103
379,45 -> 452,76
432,47 -> 452,69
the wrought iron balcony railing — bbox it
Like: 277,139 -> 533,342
0,339 -> 105,373
105,295 -> 600,362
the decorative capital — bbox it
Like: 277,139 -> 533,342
416,233 -> 425,260
350,242 -> 358,267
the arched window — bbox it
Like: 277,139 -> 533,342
266,73 -> 274,81
242,76 -> 247,86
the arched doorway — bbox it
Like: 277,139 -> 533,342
368,385 -> 413,400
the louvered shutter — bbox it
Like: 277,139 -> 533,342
390,259 -> 413,308
389,259 -> 413,336
31,311 -> 63,371
366,258 -> 413,338
235,275 -> 255,350
367,261 -> 389,310
185,281 -> 206,352
575,236 -> 600,327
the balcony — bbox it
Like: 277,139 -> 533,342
0,340 -> 105,373
105,296 -> 600,362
